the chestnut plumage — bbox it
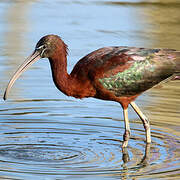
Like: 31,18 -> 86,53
3,35 -> 180,147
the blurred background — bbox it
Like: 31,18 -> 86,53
0,0 -> 179,179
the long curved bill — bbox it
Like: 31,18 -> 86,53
3,50 -> 41,100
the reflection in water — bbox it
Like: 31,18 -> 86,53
0,99 -> 179,179
122,144 -> 150,166
121,144 -> 151,178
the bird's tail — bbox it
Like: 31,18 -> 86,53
172,75 -> 180,80
173,51 -> 180,73
168,50 -> 180,80
166,50 -> 180,70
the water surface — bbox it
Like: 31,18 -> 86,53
0,0 -> 180,179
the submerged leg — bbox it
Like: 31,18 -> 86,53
122,108 -> 131,148
130,101 -> 151,144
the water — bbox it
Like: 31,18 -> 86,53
0,0 -> 180,179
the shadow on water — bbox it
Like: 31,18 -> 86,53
0,0 -> 179,179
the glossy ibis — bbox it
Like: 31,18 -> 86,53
3,35 -> 180,147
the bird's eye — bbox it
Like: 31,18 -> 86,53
35,44 -> 47,57
36,44 -> 46,50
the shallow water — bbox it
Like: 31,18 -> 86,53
0,0 -> 180,179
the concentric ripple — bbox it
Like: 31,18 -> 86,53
0,99 -> 179,179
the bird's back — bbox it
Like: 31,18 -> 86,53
71,46 -> 180,98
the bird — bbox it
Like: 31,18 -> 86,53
3,34 -> 180,148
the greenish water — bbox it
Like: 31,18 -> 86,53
0,0 -> 179,179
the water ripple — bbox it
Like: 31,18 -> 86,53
0,102 -> 179,179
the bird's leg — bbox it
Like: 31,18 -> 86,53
122,108 -> 130,148
130,101 -> 151,144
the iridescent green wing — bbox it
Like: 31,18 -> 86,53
98,48 -> 176,97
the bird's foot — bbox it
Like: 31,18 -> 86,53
122,141 -> 128,148
122,130 -> 130,148
143,117 -> 151,144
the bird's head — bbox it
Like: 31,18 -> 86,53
35,34 -> 64,58
3,34 -> 66,100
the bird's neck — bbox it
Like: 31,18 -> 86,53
48,40 -> 96,98
48,50 -> 77,97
